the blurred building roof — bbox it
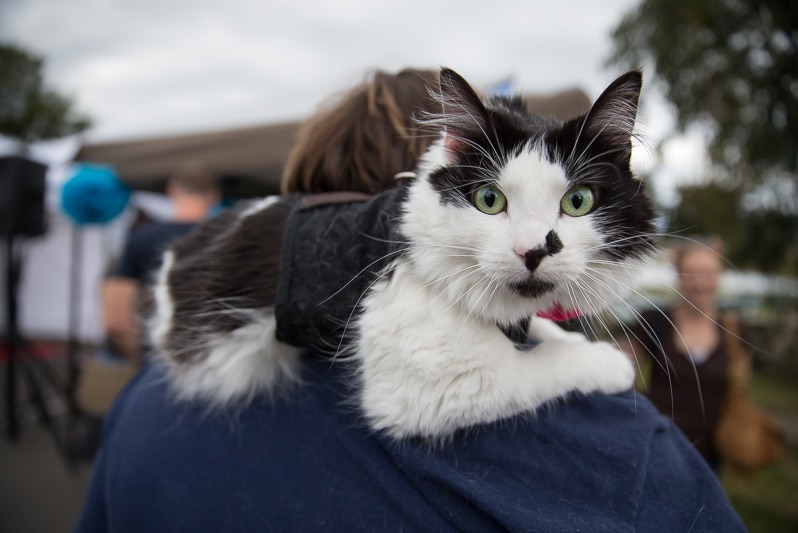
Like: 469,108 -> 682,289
74,88 -> 591,198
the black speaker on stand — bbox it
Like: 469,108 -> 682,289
0,155 -> 74,457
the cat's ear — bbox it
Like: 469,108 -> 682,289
580,71 -> 642,159
438,68 -> 490,162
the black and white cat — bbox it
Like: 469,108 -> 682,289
150,68 -> 656,439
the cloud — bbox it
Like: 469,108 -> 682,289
10,0 -> 704,202
2,0 -> 643,140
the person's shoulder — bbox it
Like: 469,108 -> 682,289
719,307 -> 746,331
129,220 -> 197,243
580,394 -> 744,531
124,221 -> 197,259
525,390 -> 664,445
375,392 -> 668,530
466,392 -> 743,530
88,363 -> 746,532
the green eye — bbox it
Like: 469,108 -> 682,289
473,186 -> 507,215
561,185 -> 596,217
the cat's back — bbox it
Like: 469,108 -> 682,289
155,196 -> 297,364
148,187 -> 412,403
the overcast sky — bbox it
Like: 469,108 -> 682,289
0,0 -> 708,203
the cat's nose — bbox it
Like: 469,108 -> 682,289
523,247 -> 548,272
519,231 -> 564,272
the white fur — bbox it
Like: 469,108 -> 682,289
166,312 -> 302,405
355,260 -> 634,439
151,250 -> 176,350
527,315 -> 587,343
239,195 -> 279,220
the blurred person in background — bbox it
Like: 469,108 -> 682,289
71,163 -> 220,459
102,162 -> 221,361
626,237 -> 742,470
75,71 -> 743,532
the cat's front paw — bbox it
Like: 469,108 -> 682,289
558,330 -> 589,344
581,341 -> 635,396
527,316 -> 587,344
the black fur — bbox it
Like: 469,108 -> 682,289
163,198 -> 296,363
511,278 -> 557,299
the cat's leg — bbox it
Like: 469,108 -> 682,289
356,264 -> 634,439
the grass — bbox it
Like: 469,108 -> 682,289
720,371 -> 798,532
722,455 -> 798,532
749,370 -> 798,412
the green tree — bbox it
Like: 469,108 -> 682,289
609,0 -> 797,185
668,183 -> 742,244
669,182 -> 798,276
0,42 -> 91,145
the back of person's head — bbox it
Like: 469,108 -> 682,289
169,162 -> 220,197
282,68 -> 440,195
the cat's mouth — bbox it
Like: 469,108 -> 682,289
510,278 -> 556,298
536,304 -> 582,322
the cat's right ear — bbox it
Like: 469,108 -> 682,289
438,68 -> 490,163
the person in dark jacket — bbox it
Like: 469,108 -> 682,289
75,353 -> 744,532
75,70 -> 744,532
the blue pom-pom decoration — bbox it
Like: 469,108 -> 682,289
62,164 -> 131,225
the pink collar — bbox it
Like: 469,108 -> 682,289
536,304 -> 582,322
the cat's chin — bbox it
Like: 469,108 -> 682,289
509,278 -> 556,299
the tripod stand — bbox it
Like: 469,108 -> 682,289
1,155 -> 84,466
2,234 -> 80,458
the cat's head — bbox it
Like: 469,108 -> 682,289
402,67 -> 657,326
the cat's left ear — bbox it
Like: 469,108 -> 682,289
580,71 -> 642,160
437,68 -> 491,163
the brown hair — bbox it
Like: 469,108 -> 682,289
170,161 -> 219,196
281,68 -> 440,195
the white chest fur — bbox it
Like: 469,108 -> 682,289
354,260 -> 635,439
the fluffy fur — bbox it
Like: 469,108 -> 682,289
150,68 -> 656,439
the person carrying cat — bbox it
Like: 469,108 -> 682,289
75,67 -> 744,532
152,66 -> 654,439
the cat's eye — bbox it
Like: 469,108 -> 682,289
473,186 -> 507,215
561,185 -> 596,217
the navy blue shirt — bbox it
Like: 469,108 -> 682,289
114,221 -> 198,282
75,357 -> 744,532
